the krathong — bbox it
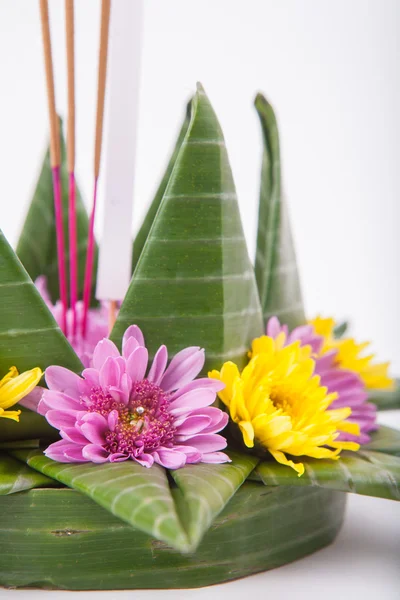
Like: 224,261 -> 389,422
39,325 -> 229,467
0,3 -> 398,590
0,366 -> 42,422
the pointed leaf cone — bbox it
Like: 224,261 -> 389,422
112,84 -> 263,370
255,450 -> 400,500
171,451 -> 258,550
254,93 -> 305,329
132,101 -> 192,273
0,230 -> 82,374
0,452 -> 58,494
16,120 -> 98,304
11,449 -> 190,552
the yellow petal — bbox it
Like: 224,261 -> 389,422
0,366 -> 18,387
238,420 -> 255,447
0,407 -> 21,422
269,449 -> 305,477
0,367 -> 42,409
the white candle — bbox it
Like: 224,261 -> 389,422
96,0 -> 144,301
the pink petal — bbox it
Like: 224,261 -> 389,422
82,444 -> 109,463
109,453 -> 129,462
78,413 -> 109,445
108,409 -> 119,432
19,387 -> 44,412
200,451 -> 231,464
173,445 -> 202,463
45,440 -> 86,463
46,409 -> 79,430
169,388 -> 216,416
160,347 -> 205,392
92,338 -> 120,371
198,408 -> 229,434
266,316 -> 284,338
153,448 -> 187,469
134,453 -> 154,468
61,427 -> 88,445
169,377 -> 225,401
122,336 -> 140,360
147,345 -> 168,385
181,433 -> 227,453
175,415 -> 212,436
41,390 -> 82,412
45,366 -> 81,396
126,346 -> 148,383
82,368 -> 100,387
122,325 -> 145,352
99,357 -> 121,390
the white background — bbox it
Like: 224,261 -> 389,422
0,0 -> 399,597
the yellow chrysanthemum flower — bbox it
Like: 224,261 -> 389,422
209,337 -> 360,476
310,316 -> 394,390
0,366 -> 42,421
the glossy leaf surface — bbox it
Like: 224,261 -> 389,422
171,450 -> 258,548
11,449 -> 190,552
256,449 -> 400,500
0,451 -> 58,494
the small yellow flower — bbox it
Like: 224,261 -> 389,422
0,366 -> 42,422
310,316 -> 394,390
209,337 -> 359,476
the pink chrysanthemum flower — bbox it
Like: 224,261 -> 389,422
36,276 -> 108,367
38,325 -> 229,468
263,317 -> 377,444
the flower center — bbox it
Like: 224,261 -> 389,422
84,380 -> 175,456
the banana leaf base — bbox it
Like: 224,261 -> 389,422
0,482 -> 346,590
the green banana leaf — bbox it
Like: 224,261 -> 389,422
254,93 -> 305,330
369,380 -> 400,411
132,101 -> 192,273
112,84 -> 263,371
364,426 -> 400,456
0,230 -> 82,376
0,483 -> 345,590
171,450 -> 258,549
11,449 -> 190,552
16,121 -> 98,304
255,449 -> 400,501
0,451 -> 58,494
0,406 -> 57,443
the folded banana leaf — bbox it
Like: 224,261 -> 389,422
16,120 -> 98,304
254,93 -> 305,329
0,406 -> 57,443
0,483 -> 345,590
255,449 -> 400,500
0,452 -> 59,494
111,84 -> 264,371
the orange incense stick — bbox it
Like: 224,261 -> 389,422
82,0 -> 111,337
39,0 -> 68,335
65,0 -> 78,338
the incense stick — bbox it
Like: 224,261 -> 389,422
65,0 -> 78,337
82,0 -> 111,337
39,0 -> 68,335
